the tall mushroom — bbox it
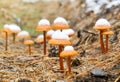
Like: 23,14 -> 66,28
49,30 -> 71,71
60,46 -> 77,74
102,30 -> 114,53
17,31 -> 30,42
24,40 -> 34,55
93,18 -> 111,53
9,24 -> 21,43
2,24 -> 11,50
36,19 -> 51,55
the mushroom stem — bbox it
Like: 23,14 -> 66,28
106,35 -> 109,53
100,31 -> 105,53
68,56 -> 71,74
12,33 -> 16,43
5,32 -> 8,51
43,31 -> 46,55
59,45 -> 64,72
28,44 -> 31,55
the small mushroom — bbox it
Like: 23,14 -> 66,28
93,18 -> 111,53
9,24 -> 21,43
35,35 -> 44,43
102,30 -> 114,53
24,40 -> 34,55
62,29 -> 75,37
49,30 -> 71,71
52,17 -> 69,30
17,31 -> 30,42
60,46 -> 77,74
46,30 -> 55,40
36,19 -> 51,55
2,24 -> 11,50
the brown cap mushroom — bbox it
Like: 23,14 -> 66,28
24,40 -> 34,55
35,35 -> 44,43
8,24 -> 21,43
17,31 -> 30,42
36,19 -> 51,55
52,17 -> 69,30
60,46 -> 77,74
102,30 -> 114,53
48,31 -> 71,71
93,18 -> 111,53
2,24 -> 11,50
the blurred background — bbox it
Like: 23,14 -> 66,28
0,0 -> 120,35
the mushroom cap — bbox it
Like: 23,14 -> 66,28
35,35 -> 44,43
2,24 -> 11,33
38,19 -> 50,26
48,39 -> 71,46
94,18 -> 111,30
2,28 -> 11,33
62,29 -> 75,37
93,25 -> 111,30
46,30 -> 55,40
64,46 -> 74,51
52,17 -> 69,30
17,31 -> 30,39
52,23 -> 69,30
60,50 -> 77,57
54,17 -> 68,25
36,19 -> 51,31
60,46 -> 77,57
102,30 -> 114,35
35,38 -> 43,43
36,25 -> 51,31
51,30 -> 70,40
24,40 -> 34,45
9,24 -> 21,33
47,30 -> 55,36
95,18 -> 110,26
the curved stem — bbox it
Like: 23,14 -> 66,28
5,32 -> 8,51
100,31 -> 105,53
43,31 -> 46,55
106,35 -> 109,53
68,56 -> 71,74
59,45 -> 64,72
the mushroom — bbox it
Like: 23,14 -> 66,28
49,30 -> 71,71
62,29 -> 75,37
35,35 -> 44,43
36,19 -> 51,55
102,30 -> 114,53
93,18 -> 111,53
52,17 -> 69,30
2,24 -> 11,50
46,30 -> 55,40
60,46 -> 77,74
17,31 -> 30,42
24,40 -> 34,55
9,24 -> 21,43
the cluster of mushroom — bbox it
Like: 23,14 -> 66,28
2,24 -> 34,55
36,17 -> 77,74
2,24 -> 21,50
93,18 -> 114,53
36,17 -> 75,55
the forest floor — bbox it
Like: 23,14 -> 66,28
0,30 -> 119,82
0,0 -> 120,82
